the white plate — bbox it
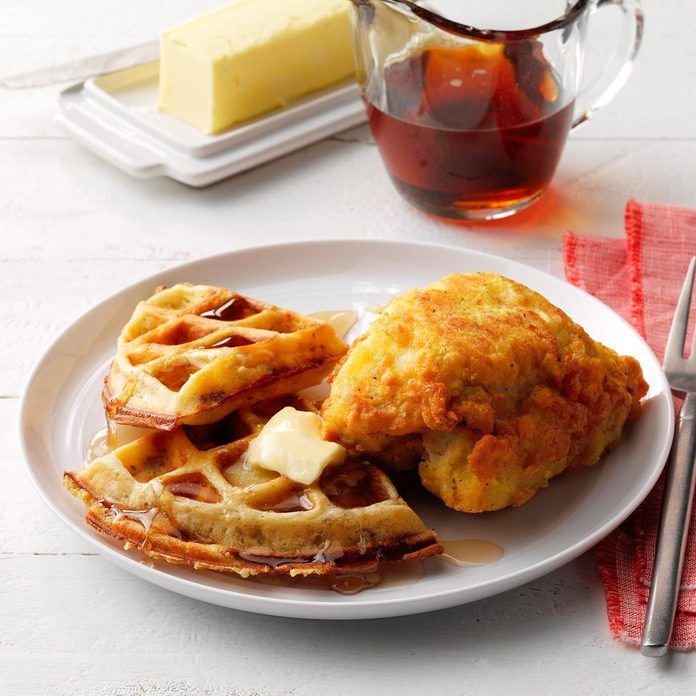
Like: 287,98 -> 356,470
56,62 -> 366,187
19,240 -> 674,620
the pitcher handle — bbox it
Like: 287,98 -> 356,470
572,0 -> 644,129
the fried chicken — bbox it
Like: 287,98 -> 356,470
321,273 -> 647,512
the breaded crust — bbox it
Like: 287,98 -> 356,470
321,273 -> 648,512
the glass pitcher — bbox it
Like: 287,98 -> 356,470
349,0 -> 643,219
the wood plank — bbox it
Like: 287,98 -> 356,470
1,0 -> 223,39
1,398 -> 94,554
3,136 -> 696,264
0,553 -> 692,696
0,0 -> 694,140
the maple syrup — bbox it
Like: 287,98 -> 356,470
440,539 -> 504,567
348,303 -> 380,343
320,461 -> 389,509
208,335 -> 254,348
330,572 -> 381,595
238,552 -> 309,569
249,559 -> 425,595
164,473 -> 222,503
313,540 -> 344,564
252,485 -> 315,513
111,507 -> 159,531
310,310 -> 358,339
85,427 -> 111,462
200,296 -> 257,321
84,420 -> 152,462
366,42 -> 574,216
265,490 -> 314,513
309,304 -> 379,345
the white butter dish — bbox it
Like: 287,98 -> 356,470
56,61 -> 366,187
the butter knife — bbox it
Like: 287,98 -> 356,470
1,40 -> 159,89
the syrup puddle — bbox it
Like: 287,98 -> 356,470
331,572 -> 381,595
310,302 -> 380,344
439,539 -> 504,567
313,540 -> 344,564
111,507 -> 159,531
84,426 -> 111,462
310,310 -> 358,339
347,302 -> 380,343
84,419 -> 153,462
251,560 -> 424,595
239,553 -> 310,569
301,305 -> 382,402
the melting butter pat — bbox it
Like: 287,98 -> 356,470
158,0 -> 356,134
247,407 -> 345,485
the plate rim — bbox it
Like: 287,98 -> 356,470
84,65 -> 362,158
57,80 -> 366,186
18,238 -> 675,619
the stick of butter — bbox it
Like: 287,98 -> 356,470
158,0 -> 356,134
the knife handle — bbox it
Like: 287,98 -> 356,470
641,394 -> 696,657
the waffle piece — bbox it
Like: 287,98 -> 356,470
104,283 -> 348,430
65,397 -> 441,577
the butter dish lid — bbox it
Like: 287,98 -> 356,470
56,61 -> 365,187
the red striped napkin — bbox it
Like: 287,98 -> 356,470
564,200 -> 696,650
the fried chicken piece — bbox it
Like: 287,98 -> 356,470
321,273 -> 647,512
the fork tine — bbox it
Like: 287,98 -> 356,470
664,257 -> 696,367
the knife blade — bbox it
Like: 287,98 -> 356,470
1,40 -> 159,89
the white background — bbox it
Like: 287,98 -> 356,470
2,1 -> 695,693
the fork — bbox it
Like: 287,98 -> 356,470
641,257 -> 696,657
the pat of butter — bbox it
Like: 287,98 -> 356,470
247,407 -> 345,485
158,0 -> 356,134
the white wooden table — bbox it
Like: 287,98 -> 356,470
2,1 -> 695,694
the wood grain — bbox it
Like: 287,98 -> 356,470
1,1 -> 695,694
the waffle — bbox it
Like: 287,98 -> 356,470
104,283 -> 348,430
65,396 -> 442,577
